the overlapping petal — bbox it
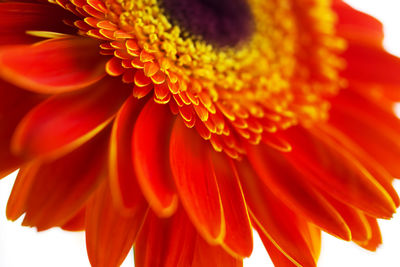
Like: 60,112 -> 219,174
330,90 -> 400,178
169,119 -> 225,244
7,127 -> 110,230
0,80 -> 44,177
133,100 -> 178,217
237,159 -> 320,267
246,143 -> 351,240
134,208 -> 197,267
0,0 -> 399,267
0,2 -> 76,45
109,96 -> 146,213
210,151 -> 253,258
86,181 -> 148,267
0,37 -> 106,94
282,126 -> 397,219
11,77 -> 130,159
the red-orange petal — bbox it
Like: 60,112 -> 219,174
259,223 -> 321,267
8,128 -> 110,230
330,90 -> 400,178
86,181 -> 148,267
109,96 -> 146,214
246,143 -> 351,240
0,80 -> 44,178
210,150 -> 253,258
0,37 -> 106,93
355,216 -> 382,252
192,235 -> 243,267
323,193 -> 371,244
133,100 -> 178,217
169,118 -> 224,244
12,77 -> 130,160
333,0 -> 384,47
134,208 -> 197,267
334,1 -> 400,101
343,42 -> 400,86
61,207 -> 86,231
283,126 -> 396,219
237,158 -> 318,267
0,2 -> 75,45
6,163 -> 38,221
254,223 -> 297,267
316,123 -> 399,207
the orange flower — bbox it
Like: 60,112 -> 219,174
0,0 -> 399,266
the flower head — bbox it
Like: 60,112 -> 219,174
0,0 -> 400,266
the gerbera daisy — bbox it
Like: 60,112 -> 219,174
0,0 -> 400,266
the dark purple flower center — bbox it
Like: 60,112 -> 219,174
161,0 -> 254,47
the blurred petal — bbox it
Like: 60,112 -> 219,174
0,37 -> 106,93
0,2 -> 75,45
316,123 -> 399,207
330,90 -> 400,178
192,235 -> 242,267
134,208 -> 197,267
343,42 -> 400,86
355,216 -> 382,251
246,143 -> 351,240
323,193 -> 371,244
333,1 -> 383,46
12,77 -> 130,159
0,80 -> 44,177
86,181 -> 148,267
7,127 -> 110,230
61,207 -> 86,231
283,126 -> 396,219
237,159 -> 318,267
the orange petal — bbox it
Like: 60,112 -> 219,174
236,159 -> 318,267
133,100 -> 178,217
246,143 -> 351,240
8,128 -> 110,230
0,37 -> 106,93
0,80 -> 44,178
305,224 -> 322,261
254,224 -> 297,267
355,216 -> 382,252
323,193 -> 371,244
210,150 -> 253,258
330,90 -> 400,177
343,42 -> 400,86
61,207 -> 86,231
109,96 -> 146,214
334,2 -> 400,96
12,77 -> 130,160
192,235 -> 242,267
169,118 -> 224,244
317,123 -> 399,207
6,163 -> 39,221
134,208 -> 197,267
259,223 -> 321,267
333,0 -> 383,47
86,181 -> 148,267
283,126 -> 396,219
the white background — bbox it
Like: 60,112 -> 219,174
1,1 -> 400,266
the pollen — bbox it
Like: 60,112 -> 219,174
56,0 -> 346,158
